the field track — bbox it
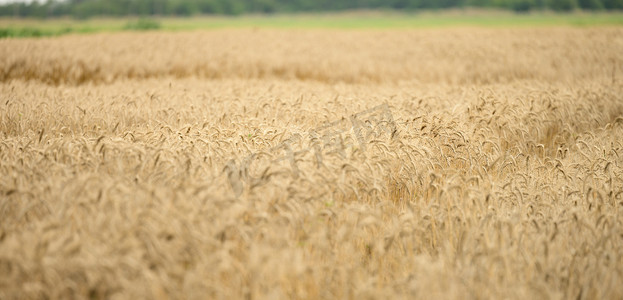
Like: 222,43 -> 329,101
1,28 -> 623,299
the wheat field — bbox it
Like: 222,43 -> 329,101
1,28 -> 623,299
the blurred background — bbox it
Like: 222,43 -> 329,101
1,0 -> 622,39
1,0 -> 622,18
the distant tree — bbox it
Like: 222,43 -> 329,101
249,0 -> 278,13
466,0 -> 490,7
578,0 -> 604,9
71,0 -> 98,19
1,0 -> 622,18
548,0 -> 578,10
438,0 -> 466,8
602,0 -> 623,8
198,0 -> 223,14
167,0 -> 198,16
534,0 -> 548,9
390,0 -> 410,9
219,0 -> 245,15
511,0 -> 536,12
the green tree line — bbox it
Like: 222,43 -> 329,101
1,0 -> 622,19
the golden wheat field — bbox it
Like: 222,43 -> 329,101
1,27 -> 623,299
